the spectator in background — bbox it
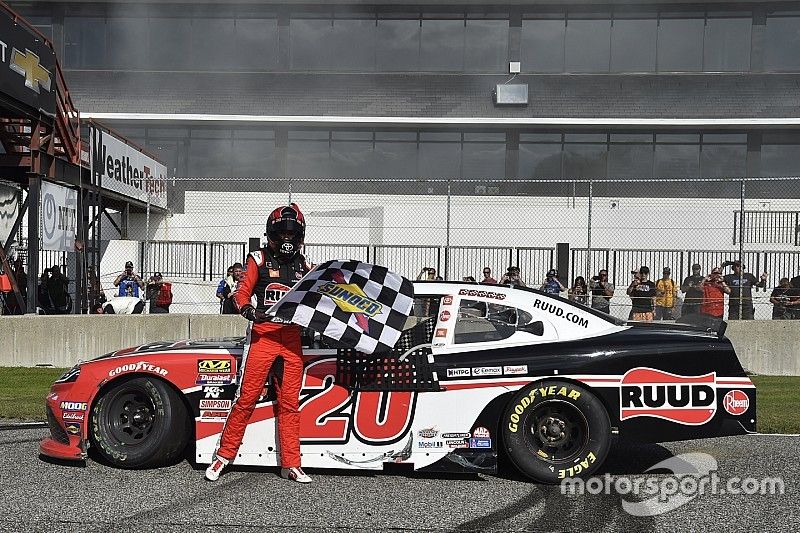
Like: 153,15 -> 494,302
217,265 -> 234,314
722,260 -> 766,320
501,266 -> 527,288
221,263 -> 244,315
769,277 -> 794,319
114,261 -> 145,297
655,267 -> 678,320
681,263 -> 705,317
46,265 -> 71,314
569,276 -> 589,305
627,266 -> 655,321
538,268 -> 563,294
589,269 -> 614,314
146,272 -> 173,314
701,267 -> 731,320
417,267 -> 442,281
37,271 -> 50,314
481,267 -> 497,284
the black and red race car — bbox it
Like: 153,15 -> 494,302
40,282 -> 755,483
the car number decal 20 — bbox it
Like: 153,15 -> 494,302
299,358 -> 416,445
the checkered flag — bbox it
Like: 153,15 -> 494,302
267,260 -> 414,354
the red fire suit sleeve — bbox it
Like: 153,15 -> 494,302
234,255 -> 260,311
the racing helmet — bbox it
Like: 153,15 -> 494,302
266,203 -> 305,259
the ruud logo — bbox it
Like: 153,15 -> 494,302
620,368 -> 717,425
9,48 -> 51,94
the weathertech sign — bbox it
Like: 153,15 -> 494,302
90,126 -> 167,209
620,368 -> 717,425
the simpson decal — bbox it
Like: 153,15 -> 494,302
620,368 -> 717,425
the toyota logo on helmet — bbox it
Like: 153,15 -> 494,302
266,203 -> 306,259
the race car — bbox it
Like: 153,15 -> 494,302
40,281 -> 756,483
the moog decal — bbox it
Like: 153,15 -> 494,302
620,368 -> 717,425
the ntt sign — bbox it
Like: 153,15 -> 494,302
90,125 -> 168,209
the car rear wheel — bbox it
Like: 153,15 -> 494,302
502,380 -> 610,483
90,377 -> 191,468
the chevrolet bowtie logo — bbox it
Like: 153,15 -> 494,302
9,48 -> 51,94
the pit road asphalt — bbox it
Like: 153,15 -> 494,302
2,428 -> 796,532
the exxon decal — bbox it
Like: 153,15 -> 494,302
620,368 -> 717,425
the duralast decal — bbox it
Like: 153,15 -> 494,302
620,368 -> 717,425
531,299 -> 589,329
458,288 -> 505,300
508,386 -> 582,433
108,362 -> 169,378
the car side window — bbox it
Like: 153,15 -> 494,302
454,299 -> 518,344
413,295 -> 440,319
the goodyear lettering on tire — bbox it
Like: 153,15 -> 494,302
507,385 -> 582,433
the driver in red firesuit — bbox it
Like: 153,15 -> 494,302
205,204 -> 312,483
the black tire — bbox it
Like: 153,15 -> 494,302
502,380 -> 611,483
91,377 -> 191,468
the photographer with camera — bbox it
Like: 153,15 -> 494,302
680,263 -> 705,316
626,266 -> 655,321
589,269 -> 614,314
113,261 -> 145,298
769,277 -> 800,319
722,260 -> 766,320
538,268 -> 562,294
417,266 -> 442,281
701,267 -> 731,320
146,272 -> 173,314
499,266 -> 526,288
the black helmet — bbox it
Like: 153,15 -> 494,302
266,203 -> 305,259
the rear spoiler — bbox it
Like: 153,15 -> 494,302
675,314 -> 727,338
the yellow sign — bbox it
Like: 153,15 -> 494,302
317,282 -> 382,316
10,48 -> 51,94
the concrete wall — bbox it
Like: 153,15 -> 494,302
726,321 -> 800,376
1,315 -> 797,375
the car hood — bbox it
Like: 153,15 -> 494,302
89,338 -> 246,362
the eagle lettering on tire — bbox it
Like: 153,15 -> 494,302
502,380 -> 611,483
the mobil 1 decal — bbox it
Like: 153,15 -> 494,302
298,358 -> 417,445
620,368 -> 717,425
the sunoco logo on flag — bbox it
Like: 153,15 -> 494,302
267,260 -> 413,354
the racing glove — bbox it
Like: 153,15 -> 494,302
240,304 -> 269,324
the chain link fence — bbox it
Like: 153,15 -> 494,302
5,176 -> 800,320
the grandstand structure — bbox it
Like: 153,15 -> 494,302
8,0 -> 800,312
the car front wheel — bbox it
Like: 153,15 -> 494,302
502,380 -> 611,483
90,377 -> 191,468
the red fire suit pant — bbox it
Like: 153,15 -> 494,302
216,322 -> 303,468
